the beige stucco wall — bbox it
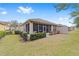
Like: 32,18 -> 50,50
51,25 -> 53,32
0,24 -> 10,31
21,21 -> 33,34
57,26 -> 68,34
0,24 -> 5,31
18,25 -> 24,31
29,22 -> 33,34
63,26 -> 68,33
68,27 -> 76,31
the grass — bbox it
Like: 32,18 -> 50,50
0,29 -> 79,55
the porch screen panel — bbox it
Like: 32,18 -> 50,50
39,24 -> 43,32
33,23 -> 38,32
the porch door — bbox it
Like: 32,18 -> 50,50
43,25 -> 46,32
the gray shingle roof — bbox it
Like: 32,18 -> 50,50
57,24 -> 68,27
24,18 -> 57,25
0,21 -> 10,25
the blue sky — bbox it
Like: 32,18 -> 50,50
0,3 -> 75,26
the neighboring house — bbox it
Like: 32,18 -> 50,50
68,26 -> 76,31
0,21 -> 10,31
56,24 -> 68,34
16,23 -> 23,31
0,21 -> 21,31
20,18 -> 69,34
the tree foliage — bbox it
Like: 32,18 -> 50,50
70,11 -> 79,17
10,20 -> 18,27
74,17 -> 79,27
55,3 -> 70,12
56,3 -> 79,27
10,20 -> 18,30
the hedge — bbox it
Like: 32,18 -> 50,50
6,31 -> 12,35
14,30 -> 27,41
30,32 -> 46,41
15,30 -> 22,34
14,31 -> 46,41
0,31 -> 6,39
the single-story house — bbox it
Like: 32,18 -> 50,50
20,18 -> 69,34
56,24 -> 68,34
0,21 -> 10,31
68,26 -> 76,31
0,21 -> 19,31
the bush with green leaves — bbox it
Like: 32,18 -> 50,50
14,30 -> 27,41
21,32 -> 27,41
15,30 -> 22,34
0,31 -> 6,39
30,32 -> 46,41
6,31 -> 12,35
19,31 -> 23,36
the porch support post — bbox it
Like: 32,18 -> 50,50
51,25 -> 53,32
23,24 -> 26,32
29,22 -> 33,34
43,25 -> 44,32
38,24 -> 39,32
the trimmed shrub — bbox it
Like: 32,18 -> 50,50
0,31 -> 6,39
30,34 -> 37,40
21,32 -> 27,41
6,31 -> 12,35
19,31 -> 23,36
30,32 -> 46,41
15,30 -> 22,34
14,30 -> 27,41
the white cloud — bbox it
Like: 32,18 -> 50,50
17,9 -> 21,13
59,17 -> 71,26
54,17 -> 74,27
59,17 -> 69,21
1,11 -> 7,15
0,8 -> 7,15
17,6 -> 34,14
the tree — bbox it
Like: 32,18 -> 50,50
10,20 -> 18,31
55,3 -> 79,27
74,17 -> 79,27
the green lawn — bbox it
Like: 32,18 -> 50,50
0,29 -> 79,56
